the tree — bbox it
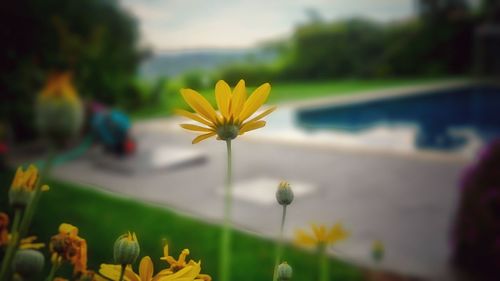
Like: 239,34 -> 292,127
0,0 -> 145,140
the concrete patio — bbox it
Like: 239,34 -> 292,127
48,115 -> 469,281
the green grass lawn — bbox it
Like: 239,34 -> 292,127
132,77 -> 462,119
0,170 -> 363,281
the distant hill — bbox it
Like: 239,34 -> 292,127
139,48 -> 277,78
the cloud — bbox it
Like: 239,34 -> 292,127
119,0 -> 414,50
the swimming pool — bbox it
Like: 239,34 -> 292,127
296,85 -> 500,151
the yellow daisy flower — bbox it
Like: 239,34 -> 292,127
177,79 -> 276,144
50,223 -> 88,274
99,250 -> 209,281
294,223 -> 349,247
160,245 -> 211,281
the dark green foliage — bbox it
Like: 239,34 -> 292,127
217,2 -> 492,84
279,14 -> 475,80
217,64 -> 278,86
0,0 -> 144,140
281,19 -> 387,80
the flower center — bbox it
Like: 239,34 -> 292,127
216,124 -> 239,141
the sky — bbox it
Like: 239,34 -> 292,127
119,0 -> 416,51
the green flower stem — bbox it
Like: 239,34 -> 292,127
118,264 -> 127,281
273,205 -> 287,281
219,140 -> 233,281
45,259 -> 61,281
18,149 -> 55,239
319,244 -> 329,281
0,208 -> 23,281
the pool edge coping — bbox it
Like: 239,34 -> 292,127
138,78 -> 495,164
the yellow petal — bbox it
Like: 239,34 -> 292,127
93,275 -> 110,281
192,132 -> 217,144
162,244 -> 169,261
21,236 -> 37,243
238,83 -> 271,122
312,224 -> 327,242
99,264 -> 123,280
19,242 -> 45,249
175,109 -> 213,127
59,223 -> 78,236
327,223 -> 348,244
100,264 -> 139,281
180,124 -> 213,132
239,120 -> 266,135
11,166 -> 24,188
155,269 -> 174,277
215,80 -> 231,118
139,256 -> 154,281
161,256 -> 177,265
178,249 -> 190,265
165,264 -> 200,280
41,185 -> 50,192
245,106 -> 276,124
230,80 -> 246,118
125,269 -> 141,281
195,274 -> 212,281
180,89 -> 218,123
26,165 -> 39,187
294,229 -> 317,246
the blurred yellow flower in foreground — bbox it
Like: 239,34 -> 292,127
99,245 -> 210,281
39,72 -> 80,102
9,165 -> 49,208
11,165 -> 39,192
295,223 -> 349,247
50,223 -> 87,274
177,80 -> 276,144
36,72 -> 84,141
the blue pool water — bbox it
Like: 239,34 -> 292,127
297,85 -> 500,150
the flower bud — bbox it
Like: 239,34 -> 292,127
9,165 -> 39,208
35,72 -> 84,144
277,262 -> 293,281
9,188 -> 32,209
372,240 -> 384,263
276,181 -> 294,206
12,249 -> 45,278
114,232 -> 140,265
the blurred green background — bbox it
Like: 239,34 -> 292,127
1,0 -> 499,140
